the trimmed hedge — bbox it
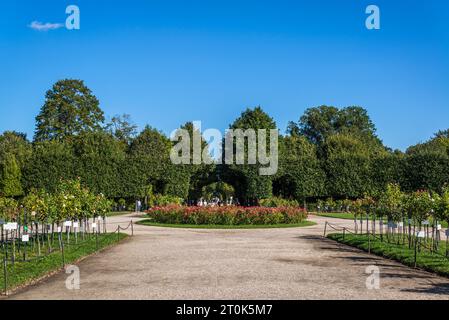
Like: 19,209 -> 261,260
260,196 -> 299,208
146,205 -> 308,225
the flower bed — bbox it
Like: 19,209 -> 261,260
146,205 -> 307,225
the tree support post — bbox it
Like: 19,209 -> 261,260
414,237 -> 418,268
2,244 -> 7,296
368,231 -> 371,254
60,233 -> 65,268
131,221 -> 134,237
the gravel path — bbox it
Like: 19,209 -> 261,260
7,213 -> 449,300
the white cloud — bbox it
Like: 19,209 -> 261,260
29,21 -> 64,31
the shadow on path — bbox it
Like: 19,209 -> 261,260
401,282 -> 449,295
297,233 -> 449,296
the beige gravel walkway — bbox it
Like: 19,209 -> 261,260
7,213 -> 449,300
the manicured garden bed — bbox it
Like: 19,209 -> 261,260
137,220 -> 316,229
327,233 -> 449,278
145,205 -> 308,226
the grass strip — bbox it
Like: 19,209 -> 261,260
327,233 -> 449,277
0,232 -> 128,293
312,212 -> 357,220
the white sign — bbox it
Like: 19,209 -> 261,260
417,231 -> 425,238
22,235 -> 29,242
437,224 -> 442,230
64,221 -> 72,227
73,222 -> 79,229
3,222 -> 18,231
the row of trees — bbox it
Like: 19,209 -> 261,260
220,105 -> 449,204
0,179 -> 111,224
1,79 -> 449,205
341,184 -> 449,257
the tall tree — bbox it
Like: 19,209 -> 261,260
223,106 -> 277,204
174,122 -> 215,201
34,79 -> 105,142
105,114 -> 138,144
125,126 -> 187,199
289,105 -> 381,149
289,105 -> 339,144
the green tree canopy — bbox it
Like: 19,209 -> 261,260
34,79 -> 105,142
404,131 -> 449,192
72,131 -> 127,197
288,105 -> 383,150
0,131 -> 32,168
223,106 -> 277,204
0,153 -> 23,197
321,133 -> 373,198
23,140 -> 76,193
275,135 -> 325,201
105,114 -> 138,145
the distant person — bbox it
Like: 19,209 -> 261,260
137,200 -> 142,212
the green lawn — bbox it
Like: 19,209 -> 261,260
312,211 -> 385,221
0,232 -> 128,294
327,233 -> 449,277
311,212 -> 356,220
137,219 -> 316,229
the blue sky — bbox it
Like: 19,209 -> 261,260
0,0 -> 448,150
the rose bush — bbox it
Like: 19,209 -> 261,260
146,205 -> 308,225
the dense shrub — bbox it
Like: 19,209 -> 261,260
146,205 -> 307,225
260,196 -> 299,208
149,194 -> 184,207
